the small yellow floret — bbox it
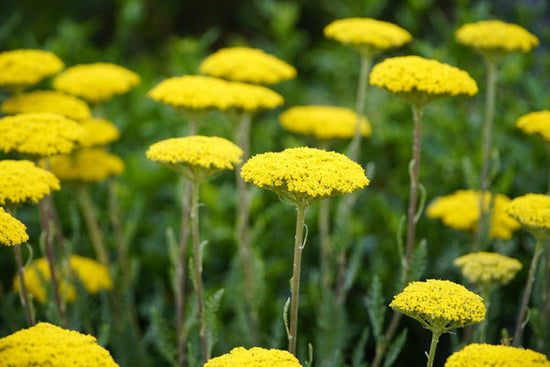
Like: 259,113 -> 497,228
453,252 -> 522,287
0,207 -> 29,246
0,49 -> 64,91
516,110 -> 550,141
204,347 -> 302,367
444,343 -> 550,366
455,20 -> 539,53
1,90 -> 91,120
506,193 -> 550,238
48,148 -> 124,183
79,117 -> 121,147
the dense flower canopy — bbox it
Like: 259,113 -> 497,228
204,347 -> 302,367
1,90 -> 91,120
79,117 -> 121,147
444,343 -> 550,366
453,252 -> 522,287
0,322 -> 119,367
0,207 -> 29,246
516,110 -> 550,141
279,105 -> 371,139
199,46 -> 297,85
0,49 -> 64,92
48,148 -> 124,183
53,62 -> 140,103
241,147 -> 369,204
506,193 -> 550,238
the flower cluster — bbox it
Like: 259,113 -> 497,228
516,110 -> 550,141
426,190 -> 520,240
80,117 -> 121,147
48,148 -> 125,183
279,105 -> 371,140
204,347 -> 302,367
506,193 -> 550,238
199,47 -> 297,85
0,322 -> 119,366
0,49 -> 64,91
224,81 -> 284,111
0,207 -> 29,246
444,343 -> 550,366
453,252 -> 522,287
455,20 -> 539,53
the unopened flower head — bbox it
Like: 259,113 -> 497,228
389,279 -> 486,331
204,347 -> 302,367
516,110 -> 550,141
241,147 -> 369,205
453,252 -> 522,288
0,207 -> 29,246
80,117 -> 121,147
1,90 -> 91,120
369,56 -> 478,107
53,62 -> 140,103
199,47 -> 297,85
506,193 -> 550,239
445,343 -> 550,367
280,105 -> 371,140
0,49 -> 64,92
0,322 -> 119,367
47,148 -> 124,183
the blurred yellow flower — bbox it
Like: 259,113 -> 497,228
0,49 -> 64,92
0,207 -> 29,246
204,347 -> 302,367
453,252 -> 522,287
506,193 -> 550,239
79,117 -> 121,147
48,148 -> 124,183
445,343 -> 550,366
224,80 -> 284,111
516,110 -> 550,141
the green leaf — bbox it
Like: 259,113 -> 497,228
283,297 -> 291,339
351,327 -> 370,367
407,239 -> 427,283
365,276 -> 385,344
149,307 -> 177,366
205,288 -> 224,356
383,328 -> 408,367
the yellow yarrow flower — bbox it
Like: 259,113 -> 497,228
506,193 -> 550,239
427,190 -> 520,240
0,49 -> 64,92
516,110 -> 550,141
0,207 -> 29,246
0,160 -> 60,209
0,113 -> 87,157
1,90 -> 91,121
79,117 -> 121,147
369,56 -> 478,106
53,62 -> 140,103
204,347 -> 302,367
47,148 -> 124,183
444,343 -> 550,366
0,322 -> 119,367
453,252 -> 522,287
224,80 -> 284,111
279,105 -> 371,139
241,147 -> 369,205
199,46 -> 297,85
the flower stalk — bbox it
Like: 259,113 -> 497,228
76,185 -> 109,266
426,330 -> 443,367
14,244 -> 35,326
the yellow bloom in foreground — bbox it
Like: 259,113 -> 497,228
0,207 -> 29,246
453,252 -> 522,287
506,193 -> 550,238
224,80 -> 284,111
48,148 -> 124,183
199,46 -> 297,85
0,49 -> 64,91
427,190 -> 520,240
456,20 -> 539,54
241,147 -> 369,204
369,56 -> 478,106
0,113 -> 87,157
80,117 -> 121,147
390,279 -> 486,330
0,160 -> 60,208
53,62 -> 140,103
1,90 -> 91,121
204,347 -> 302,367
445,343 -> 550,366
516,110 -> 550,141
146,135 -> 243,181
0,322 -> 119,367
279,105 -> 371,139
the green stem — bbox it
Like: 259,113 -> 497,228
177,179 -> 191,367
348,55 -> 372,162
539,240 -> 550,351
14,244 -> 35,326
319,199 -> 331,290
76,185 -> 109,266
476,286 -> 492,343
426,330 -> 442,367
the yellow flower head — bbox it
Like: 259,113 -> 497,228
0,113 -> 87,158
199,47 -> 297,85
47,148 -> 124,183
146,135 -> 243,182
224,80 -> 284,111
279,105 -> 371,139
241,147 -> 369,205
1,90 -> 91,121
0,322 -> 119,367
0,207 -> 29,246
369,56 -> 478,106
204,347 -> 302,367
444,343 -> 550,367
389,279 -> 486,331
0,160 -> 60,209
516,110 -> 550,141
506,193 -> 550,239
0,49 -> 64,92
453,252 -> 522,287
80,117 -> 121,147
324,18 -> 412,56
53,62 -> 140,103
427,190 -> 520,240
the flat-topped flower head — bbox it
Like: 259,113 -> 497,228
0,113 -> 87,158
146,135 -> 243,182
506,193 -> 550,239
79,117 -> 121,147
0,160 -> 60,210
369,55 -> 478,107
427,190 -> 520,240
47,148 -> 124,184
516,110 -> 550,141
53,62 -> 140,103
390,279 -> 486,331
324,17 -> 412,57
0,207 -> 29,246
445,343 -> 550,367
0,49 -> 64,92
241,147 -> 369,205
279,105 -> 371,139
1,90 -> 91,120
204,346 -> 302,367
224,80 -> 284,112
0,322 -> 119,367
199,46 -> 297,85
453,252 -> 522,288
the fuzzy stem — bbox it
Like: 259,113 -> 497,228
76,185 -> 109,266
14,244 -> 35,326
348,55 -> 372,162
426,330 -> 442,367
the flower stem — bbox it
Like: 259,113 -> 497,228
348,55 -> 372,162
475,286 -> 492,343
288,202 -> 308,355
319,199 -> 331,290
426,330 -> 442,367
513,237 -> 545,346
539,239 -> 550,351
14,244 -> 35,326
76,185 -> 109,266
